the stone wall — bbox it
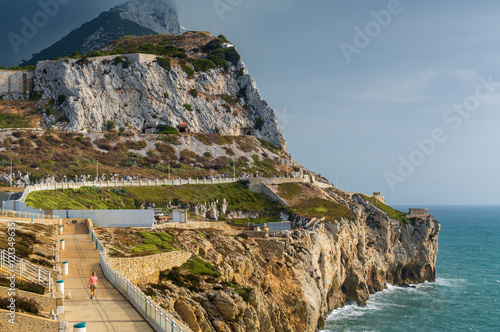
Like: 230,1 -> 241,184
0,71 -> 34,100
107,250 -> 192,285
0,287 -> 62,313
240,230 -> 268,239
158,221 -> 240,236
0,309 -> 61,331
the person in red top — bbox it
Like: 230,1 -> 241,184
88,271 -> 98,299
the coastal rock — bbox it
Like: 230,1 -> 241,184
33,53 -> 286,149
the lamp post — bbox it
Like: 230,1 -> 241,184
10,159 -> 12,187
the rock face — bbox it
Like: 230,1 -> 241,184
33,53 -> 286,149
115,0 -> 180,35
143,195 -> 440,332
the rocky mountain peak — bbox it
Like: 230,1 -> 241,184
113,0 -> 180,34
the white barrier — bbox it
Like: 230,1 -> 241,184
0,249 -> 53,291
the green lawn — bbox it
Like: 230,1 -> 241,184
25,182 -> 285,222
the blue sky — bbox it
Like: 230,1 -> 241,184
1,0 -> 500,205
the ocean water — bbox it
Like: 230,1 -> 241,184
322,206 -> 500,332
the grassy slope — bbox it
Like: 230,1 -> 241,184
277,183 -> 356,222
26,182 -> 285,223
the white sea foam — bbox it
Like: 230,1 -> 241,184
326,279 -> 452,323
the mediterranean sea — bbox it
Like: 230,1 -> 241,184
322,205 -> 500,332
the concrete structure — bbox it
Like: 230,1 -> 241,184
172,209 -> 187,223
408,208 -> 429,217
241,127 -> 255,136
53,209 -> 154,227
2,200 -> 52,217
0,70 -> 34,100
59,219 -> 154,331
373,192 -> 385,203
177,122 -> 189,133
265,222 -> 291,232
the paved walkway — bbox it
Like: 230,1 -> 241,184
59,220 -> 152,331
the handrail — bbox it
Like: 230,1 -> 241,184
88,224 -> 187,332
0,249 -> 53,291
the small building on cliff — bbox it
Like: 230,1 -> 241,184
177,122 -> 190,133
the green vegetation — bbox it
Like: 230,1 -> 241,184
131,231 -> 175,253
0,297 -> 39,315
156,57 -> 171,70
219,94 -> 239,105
113,56 -> 132,68
57,94 -> 68,104
234,287 -> 253,302
200,37 -> 241,70
259,139 -> 279,153
183,103 -> 193,112
254,117 -> 264,130
0,129 -> 284,183
364,195 -> 412,226
156,124 -> 178,135
0,113 -> 34,128
277,183 -> 302,201
189,88 -> 198,98
0,277 -> 45,295
277,183 -> 356,222
292,197 -> 356,222
191,59 -> 216,72
75,57 -> 89,66
183,256 -> 220,277
181,64 -> 195,78
106,120 -> 116,131
26,182 -> 285,224
195,133 -> 233,146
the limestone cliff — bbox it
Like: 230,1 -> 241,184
141,192 -> 440,332
33,50 -> 286,149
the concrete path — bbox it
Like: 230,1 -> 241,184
59,219 -> 153,331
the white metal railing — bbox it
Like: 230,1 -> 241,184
0,209 -> 59,224
88,225 -> 186,332
0,249 -> 53,291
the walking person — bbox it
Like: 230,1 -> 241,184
88,271 -> 98,299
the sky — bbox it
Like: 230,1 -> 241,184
1,0 -> 500,205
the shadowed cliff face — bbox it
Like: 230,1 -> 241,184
142,194 -> 440,332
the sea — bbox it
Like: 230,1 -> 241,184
322,205 -> 500,332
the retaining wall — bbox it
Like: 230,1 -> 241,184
158,221 -> 240,235
248,183 -> 289,207
0,309 -> 62,331
107,250 -> 192,286
0,287 -> 62,313
0,70 -> 34,100
54,209 -> 154,228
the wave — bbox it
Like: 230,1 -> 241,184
325,277 -> 463,322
